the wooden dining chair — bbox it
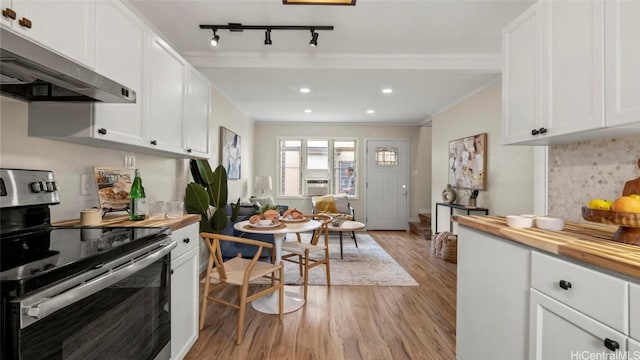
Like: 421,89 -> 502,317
281,214 -> 332,300
199,232 -> 284,345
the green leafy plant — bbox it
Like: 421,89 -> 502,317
185,159 -> 239,233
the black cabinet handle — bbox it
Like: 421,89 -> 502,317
604,338 -> 619,352
559,280 -> 572,290
531,129 -> 539,136
97,128 -> 107,135
538,127 -> 547,134
183,238 -> 190,244
186,148 -> 192,153
150,140 -> 157,146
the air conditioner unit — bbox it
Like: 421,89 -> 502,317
305,178 -> 329,196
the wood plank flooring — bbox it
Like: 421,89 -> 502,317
186,231 -> 457,360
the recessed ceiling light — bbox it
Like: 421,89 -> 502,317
366,109 -> 375,114
382,88 -> 393,94
304,109 -> 312,113
299,87 -> 311,93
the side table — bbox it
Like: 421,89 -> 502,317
327,220 -> 365,259
435,202 -> 489,233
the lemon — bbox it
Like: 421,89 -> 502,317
588,198 -> 612,210
629,194 -> 640,201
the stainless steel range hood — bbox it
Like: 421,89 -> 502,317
0,28 -> 136,103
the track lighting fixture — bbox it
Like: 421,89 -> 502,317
264,29 -> 272,45
210,29 -> 220,47
200,23 -> 333,47
309,29 -> 318,47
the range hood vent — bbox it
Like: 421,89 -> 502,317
0,28 -> 135,103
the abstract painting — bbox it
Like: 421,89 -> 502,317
220,127 -> 241,180
448,133 -> 487,190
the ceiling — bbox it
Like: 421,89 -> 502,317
128,0 -> 534,126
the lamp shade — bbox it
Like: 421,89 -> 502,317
254,176 -> 273,194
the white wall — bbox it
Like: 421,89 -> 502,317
252,123 -> 432,223
431,80 -> 534,231
209,86 -> 255,202
0,96 -> 186,222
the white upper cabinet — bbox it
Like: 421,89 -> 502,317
604,0 -> 640,127
503,0 -> 639,146
502,3 -> 542,144
145,35 -> 186,154
541,0 -> 604,137
184,66 -> 211,158
93,1 -> 147,146
1,0 -> 95,68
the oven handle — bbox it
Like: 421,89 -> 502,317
21,240 -> 176,326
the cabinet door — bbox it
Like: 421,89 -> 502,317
146,35 -> 186,153
605,0 -> 640,127
530,289 -> 627,360
502,3 -> 542,145
171,248 -> 199,360
631,283 -> 640,340
10,0 -> 96,68
184,66 -> 211,157
0,0 -> 15,28
93,1 -> 146,146
456,226 -> 530,360
541,0 -> 604,136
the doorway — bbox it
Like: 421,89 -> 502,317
365,139 -> 409,230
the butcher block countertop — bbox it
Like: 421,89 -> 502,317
455,215 -> 640,279
54,214 -> 201,232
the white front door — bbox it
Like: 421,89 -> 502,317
365,139 -> 409,230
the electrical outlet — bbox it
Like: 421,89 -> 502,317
124,154 -> 135,169
81,175 -> 91,195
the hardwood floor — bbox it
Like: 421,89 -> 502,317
186,231 -> 457,360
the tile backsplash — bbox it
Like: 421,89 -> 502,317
548,134 -> 640,222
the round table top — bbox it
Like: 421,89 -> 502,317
234,219 -> 321,234
328,220 -> 365,231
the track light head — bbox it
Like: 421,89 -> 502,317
309,30 -> 318,47
264,29 -> 272,45
210,29 -> 220,47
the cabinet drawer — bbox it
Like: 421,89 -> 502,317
631,283 -> 640,340
171,223 -> 199,259
531,251 -> 628,333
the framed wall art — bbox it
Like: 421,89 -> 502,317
448,133 -> 487,190
220,127 -> 241,180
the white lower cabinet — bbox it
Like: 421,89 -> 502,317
456,227 -> 531,360
530,289 -> 627,360
170,223 -> 199,360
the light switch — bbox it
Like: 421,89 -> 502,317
81,175 -> 91,195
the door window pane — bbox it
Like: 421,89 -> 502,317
375,147 -> 398,166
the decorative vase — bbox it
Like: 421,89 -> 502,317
442,184 -> 457,204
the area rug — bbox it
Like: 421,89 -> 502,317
263,233 -> 419,286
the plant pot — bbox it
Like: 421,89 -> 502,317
466,198 -> 477,208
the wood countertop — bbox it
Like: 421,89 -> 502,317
54,214 -> 201,232
455,215 -> 640,279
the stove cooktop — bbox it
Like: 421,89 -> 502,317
0,226 -> 171,297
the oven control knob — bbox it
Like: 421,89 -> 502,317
30,181 -> 44,193
45,181 -> 57,192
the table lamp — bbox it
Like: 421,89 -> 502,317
254,175 -> 272,195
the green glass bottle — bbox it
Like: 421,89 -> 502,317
129,169 -> 147,221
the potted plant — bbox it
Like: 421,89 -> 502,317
185,159 -> 240,233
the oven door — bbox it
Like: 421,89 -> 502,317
7,239 -> 176,360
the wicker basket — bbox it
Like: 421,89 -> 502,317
431,232 -> 457,264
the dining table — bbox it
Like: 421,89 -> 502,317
234,218 -> 321,314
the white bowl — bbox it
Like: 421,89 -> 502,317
506,215 -> 535,228
258,219 -> 273,226
535,216 -> 565,231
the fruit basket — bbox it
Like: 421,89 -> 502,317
581,159 -> 640,244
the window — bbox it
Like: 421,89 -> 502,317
279,140 -> 302,196
375,147 -> 398,166
278,139 -> 357,197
